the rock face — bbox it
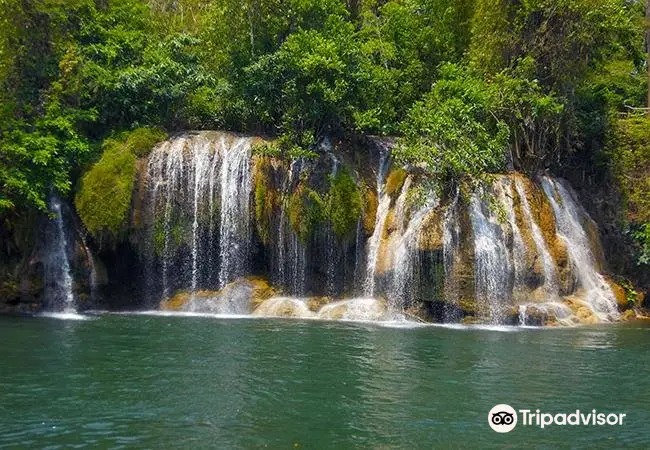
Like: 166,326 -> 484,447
0,198 -> 98,314
161,277 -> 277,313
4,131 -> 644,325
107,132 -> 647,325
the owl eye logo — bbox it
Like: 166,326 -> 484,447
491,411 -> 515,426
488,404 -> 517,432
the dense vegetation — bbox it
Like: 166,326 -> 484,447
0,0 -> 648,265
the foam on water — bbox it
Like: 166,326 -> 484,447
39,312 -> 91,321
120,311 -> 252,320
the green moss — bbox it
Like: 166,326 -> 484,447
75,128 -> 167,239
122,127 -> 167,157
75,140 -> 137,237
152,212 -> 188,257
362,184 -> 378,235
385,168 -> 407,196
253,158 -> 281,245
288,186 -> 325,243
326,170 -> 363,238
153,218 -> 166,257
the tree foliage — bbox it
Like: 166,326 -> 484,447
0,0 -> 646,241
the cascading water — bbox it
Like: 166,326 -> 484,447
387,180 -> 437,309
469,189 -> 513,323
325,154 -> 340,296
145,133 -> 253,298
540,176 -> 619,321
274,159 -> 308,294
442,191 -> 462,321
43,197 -> 76,313
513,178 -> 560,301
217,137 -> 253,288
137,132 -> 623,326
497,179 -> 527,298
191,137 -> 213,295
363,145 -> 391,296
353,217 -> 364,286
148,137 -> 187,298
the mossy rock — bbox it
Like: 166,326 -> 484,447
457,298 -> 478,315
252,297 -> 314,318
418,208 -> 444,251
621,309 -> 637,321
0,280 -> 21,304
385,168 -> 408,197
518,305 -> 558,326
563,294 -> 599,325
287,184 -> 326,243
161,277 -> 277,311
76,128 -> 167,239
253,156 -> 283,245
121,127 -> 167,157
461,316 -> 481,325
248,277 -> 278,308
405,302 -> 434,322
363,187 -> 378,235
326,170 -> 363,238
161,290 -> 204,311
605,277 -> 631,311
306,296 -> 331,312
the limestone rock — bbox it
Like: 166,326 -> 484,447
417,208 -> 444,251
252,297 -> 314,318
563,294 -> 599,325
161,277 -> 277,313
604,277 -> 630,311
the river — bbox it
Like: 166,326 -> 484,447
0,314 -> 648,448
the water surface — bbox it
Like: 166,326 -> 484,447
1,315 -> 648,448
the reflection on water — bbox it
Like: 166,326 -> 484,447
0,316 -> 649,448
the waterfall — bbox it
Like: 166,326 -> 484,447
145,133 -> 253,298
44,197 -> 76,313
387,179 -> 437,309
497,179 -> 527,298
132,132 -> 624,325
392,176 -> 413,234
217,137 -> 253,288
540,176 -> 619,320
469,189 -> 512,323
442,191 -> 461,321
326,154 -> 340,296
353,217 -> 364,286
513,177 -> 560,301
191,138 -> 213,294
274,159 -> 307,294
363,146 -> 391,296
148,137 -> 187,298
388,204 -> 435,309
80,234 -> 98,302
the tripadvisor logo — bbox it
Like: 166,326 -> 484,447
488,404 -> 627,433
488,404 -> 517,433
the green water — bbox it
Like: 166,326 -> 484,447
0,315 -> 649,448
